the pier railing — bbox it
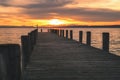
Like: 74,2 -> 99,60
0,29 -> 38,80
21,29 -> 38,68
49,29 -> 109,52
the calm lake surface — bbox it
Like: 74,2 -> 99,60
0,27 -> 120,56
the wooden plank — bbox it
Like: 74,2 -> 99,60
24,32 -> 120,80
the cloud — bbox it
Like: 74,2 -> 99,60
22,0 -> 73,8
23,6 -> 120,22
0,0 -> 73,8
0,0 -> 10,6
0,0 -> 120,23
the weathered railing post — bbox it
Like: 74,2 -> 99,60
41,29 -> 42,32
0,44 -> 21,80
35,29 -> 38,40
102,33 -> 109,52
60,30 -> 62,37
28,32 -> 34,50
21,35 -> 31,67
32,31 -> 35,45
66,30 -> 68,38
70,30 -> 73,40
86,31 -> 91,46
62,30 -> 64,37
79,31 -> 83,43
0,54 -> 7,80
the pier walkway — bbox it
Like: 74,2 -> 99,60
24,32 -> 120,80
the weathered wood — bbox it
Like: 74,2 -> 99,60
21,36 -> 31,67
86,31 -> 91,46
28,31 -> 35,50
79,31 -> 83,43
0,54 -> 7,80
0,44 -> 21,80
66,30 -> 68,38
62,30 -> 64,37
102,33 -> 109,52
70,30 -> 73,39
41,29 -> 42,32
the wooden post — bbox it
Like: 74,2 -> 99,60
86,31 -> 91,46
61,30 -> 63,37
66,30 -> 68,38
0,54 -> 7,80
35,29 -> 38,40
102,33 -> 109,52
28,32 -> 34,50
70,30 -> 73,40
32,31 -> 36,45
41,29 -> 42,32
33,30 -> 37,45
21,36 -> 31,67
0,44 -> 21,80
79,31 -> 83,43
62,30 -> 64,37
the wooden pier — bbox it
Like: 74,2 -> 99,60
24,31 -> 120,80
0,29 -> 120,80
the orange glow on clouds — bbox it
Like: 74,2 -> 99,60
49,19 -> 65,25
66,0 -> 120,10
0,0 -> 120,26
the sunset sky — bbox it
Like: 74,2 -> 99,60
0,0 -> 120,26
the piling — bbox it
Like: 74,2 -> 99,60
86,31 -> 91,46
0,54 -> 7,80
28,31 -> 35,50
70,30 -> 73,40
41,29 -> 42,32
102,33 -> 109,52
66,30 -> 68,38
79,31 -> 83,43
0,44 -> 21,80
21,35 -> 31,67
28,32 -> 33,50
62,30 -> 64,37
32,30 -> 37,45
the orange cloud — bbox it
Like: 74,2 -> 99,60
66,0 -> 120,10
0,0 -> 120,26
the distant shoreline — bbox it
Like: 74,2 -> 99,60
0,25 -> 120,28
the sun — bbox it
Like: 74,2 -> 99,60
49,19 -> 64,25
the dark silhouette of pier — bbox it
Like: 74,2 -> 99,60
0,29 -> 120,80
24,29 -> 120,80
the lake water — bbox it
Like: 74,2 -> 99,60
0,27 -> 120,56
